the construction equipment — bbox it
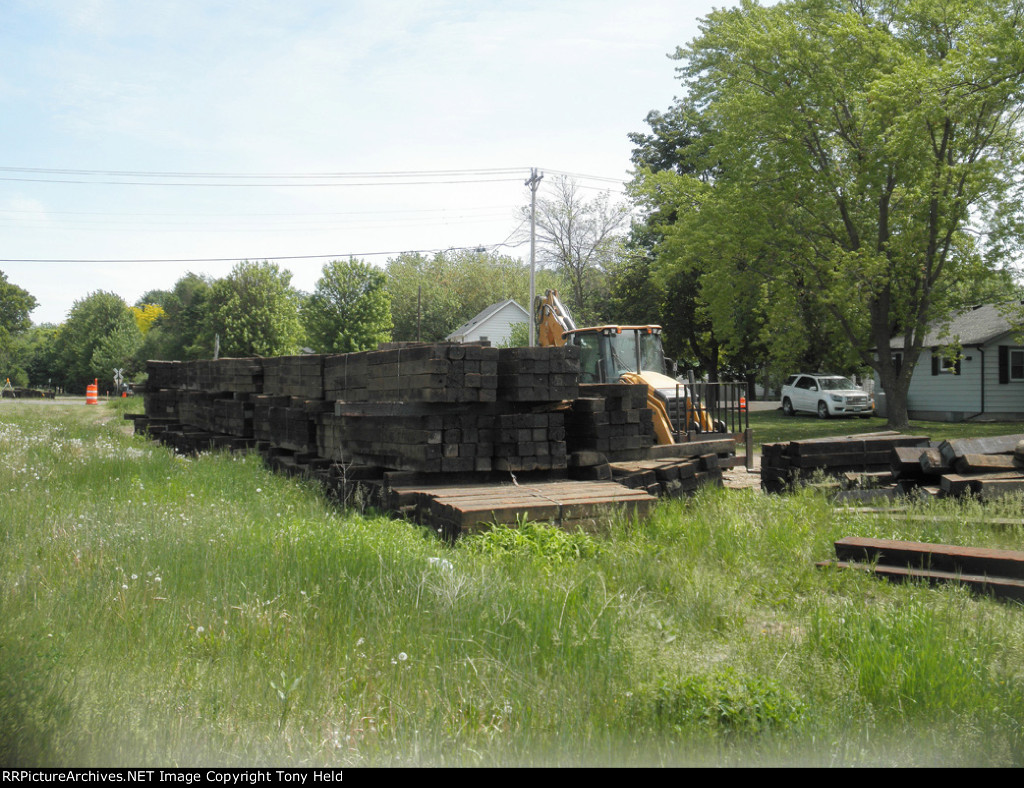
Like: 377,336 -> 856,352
535,289 -> 718,443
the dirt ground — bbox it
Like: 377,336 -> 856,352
722,453 -> 762,491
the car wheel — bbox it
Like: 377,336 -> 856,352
817,401 -> 830,419
782,398 -> 794,416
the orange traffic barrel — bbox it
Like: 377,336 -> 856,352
86,380 -> 98,405
739,396 -> 747,411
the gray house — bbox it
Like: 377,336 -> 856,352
883,302 -> 1024,421
445,299 -> 530,347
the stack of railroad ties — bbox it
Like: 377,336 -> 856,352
763,431 -> 1024,602
762,430 -> 1024,501
132,343 -> 740,539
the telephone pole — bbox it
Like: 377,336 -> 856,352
525,167 -> 544,346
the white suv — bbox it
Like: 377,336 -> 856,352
781,373 -> 873,419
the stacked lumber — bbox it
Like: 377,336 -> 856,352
324,344 -> 499,403
496,347 -> 580,402
133,344 -> 736,537
887,434 -> 1024,500
263,355 -> 324,399
144,361 -> 182,390
761,432 -> 930,492
565,384 -> 656,461
382,479 -> 657,540
207,358 -> 264,394
819,536 -> 1024,602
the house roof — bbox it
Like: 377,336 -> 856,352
889,302 -> 1024,349
445,299 -> 529,341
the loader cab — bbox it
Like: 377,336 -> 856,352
567,326 -> 667,384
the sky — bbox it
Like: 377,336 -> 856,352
1,0 -> 730,325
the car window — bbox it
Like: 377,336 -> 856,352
819,377 -> 856,391
796,376 -> 814,390
784,375 -> 798,387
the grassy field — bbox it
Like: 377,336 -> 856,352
748,408 -> 1024,448
2,399 -> 1024,766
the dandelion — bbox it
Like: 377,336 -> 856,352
398,652 -> 408,661
131,574 -> 138,580
196,626 -> 205,635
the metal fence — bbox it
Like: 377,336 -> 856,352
665,380 -> 750,441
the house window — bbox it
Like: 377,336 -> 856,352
939,355 -> 959,374
1011,349 -> 1024,381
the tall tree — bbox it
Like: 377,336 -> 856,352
207,261 -> 302,358
0,271 -> 37,386
52,291 -> 140,392
142,273 -> 215,360
385,250 -> 561,342
652,0 -> 1024,427
527,176 -> 630,325
303,258 -> 393,354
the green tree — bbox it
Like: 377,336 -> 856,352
90,321 -> 144,384
207,261 -> 302,358
142,273 -> 215,360
0,271 -> 37,386
385,250 -> 560,342
649,0 -> 1024,428
52,291 -> 140,392
303,258 -> 393,353
0,270 -> 37,335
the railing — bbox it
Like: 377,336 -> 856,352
666,380 -> 754,469
665,380 -> 748,437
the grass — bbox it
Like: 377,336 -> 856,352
748,408 -> 1024,448
2,399 -> 1024,766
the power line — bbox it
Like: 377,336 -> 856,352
0,240 -> 527,265
0,174 -> 526,188
0,165 -> 527,179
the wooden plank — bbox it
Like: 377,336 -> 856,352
645,437 -> 737,459
940,471 -> 1024,496
939,433 -> 1024,465
954,453 -> 1024,474
821,561 -> 1024,602
833,536 -> 1024,580
974,477 -> 1024,500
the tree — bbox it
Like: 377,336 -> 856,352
651,0 -> 1024,428
0,270 -> 37,386
141,273 -> 215,361
52,291 -> 141,392
385,250 -> 561,342
90,321 -> 144,383
0,270 -> 37,335
206,261 -> 303,358
303,258 -> 393,354
129,303 -> 165,336
526,176 -> 630,325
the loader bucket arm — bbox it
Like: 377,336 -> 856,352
619,372 -> 675,446
535,289 -> 577,348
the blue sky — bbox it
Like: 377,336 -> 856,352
1,0 -> 724,324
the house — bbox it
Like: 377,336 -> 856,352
882,302 -> 1024,421
445,299 -> 530,347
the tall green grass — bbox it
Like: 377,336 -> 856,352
2,401 -> 1024,766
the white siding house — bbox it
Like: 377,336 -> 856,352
445,299 -> 529,347
882,303 -> 1024,421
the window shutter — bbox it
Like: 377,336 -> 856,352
999,346 -> 1009,384
931,353 -> 939,376
954,356 -> 961,376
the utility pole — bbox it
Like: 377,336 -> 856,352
525,167 -> 544,346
